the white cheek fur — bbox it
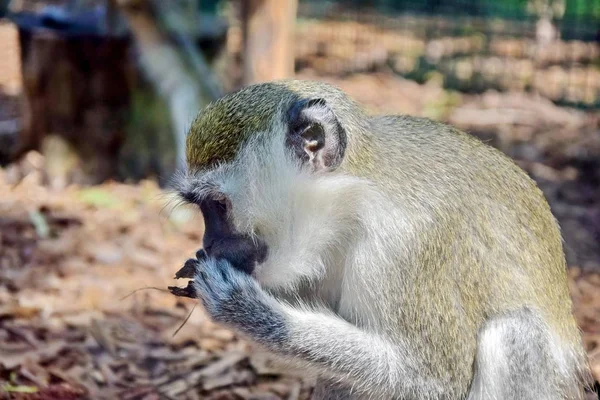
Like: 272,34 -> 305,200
194,133 -> 369,290
177,122 -> 376,291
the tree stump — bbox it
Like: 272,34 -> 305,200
16,25 -> 133,183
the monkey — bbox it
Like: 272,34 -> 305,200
170,80 -> 591,399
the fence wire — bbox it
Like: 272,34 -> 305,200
295,0 -> 600,108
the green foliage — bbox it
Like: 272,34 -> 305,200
302,0 -> 599,19
28,210 -> 50,239
120,86 -> 177,185
2,373 -> 38,394
198,0 -> 221,13
1,384 -> 38,394
422,92 -> 461,120
564,0 -> 600,18
77,188 -> 121,209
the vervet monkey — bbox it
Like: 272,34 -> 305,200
170,80 -> 590,399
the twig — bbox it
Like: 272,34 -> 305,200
120,286 -> 170,301
172,303 -> 197,338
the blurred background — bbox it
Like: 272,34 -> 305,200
0,0 -> 599,398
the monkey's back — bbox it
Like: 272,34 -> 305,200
349,114 -> 582,392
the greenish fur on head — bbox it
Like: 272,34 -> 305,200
185,80 -> 367,170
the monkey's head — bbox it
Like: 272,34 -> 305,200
177,80 -> 370,289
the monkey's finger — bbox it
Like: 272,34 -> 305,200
174,258 -> 199,279
168,280 -> 197,299
198,269 -> 209,282
196,249 -> 208,261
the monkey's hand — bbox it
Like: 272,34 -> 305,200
170,252 -> 286,345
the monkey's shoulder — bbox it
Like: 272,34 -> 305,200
370,114 -> 476,143
363,114 -> 543,200
368,114 -> 513,164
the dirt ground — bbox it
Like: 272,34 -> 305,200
1,21 -> 600,400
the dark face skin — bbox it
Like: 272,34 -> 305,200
199,197 -> 268,275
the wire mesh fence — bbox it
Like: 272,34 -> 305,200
295,0 -> 600,108
4,0 -> 600,108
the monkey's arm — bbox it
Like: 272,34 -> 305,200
273,304 -> 438,396
178,256 -> 439,397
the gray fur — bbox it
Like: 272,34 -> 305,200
179,80 -> 591,399
191,257 -> 288,347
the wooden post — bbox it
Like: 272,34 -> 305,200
242,0 -> 298,85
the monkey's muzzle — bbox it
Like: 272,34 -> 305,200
203,234 -> 268,276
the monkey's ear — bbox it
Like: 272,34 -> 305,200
286,98 -> 347,171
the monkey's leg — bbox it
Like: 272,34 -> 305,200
467,308 -> 581,400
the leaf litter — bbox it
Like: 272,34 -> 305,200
0,71 -> 599,399
0,170 -> 315,399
